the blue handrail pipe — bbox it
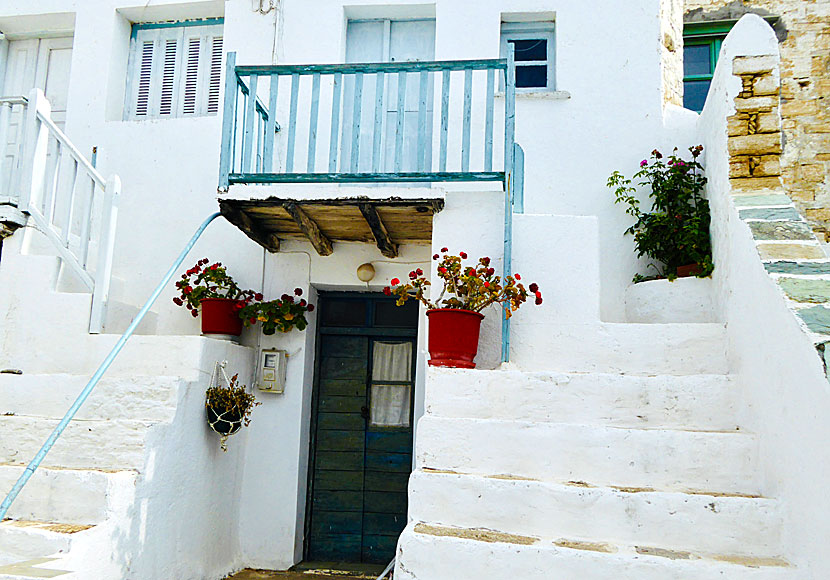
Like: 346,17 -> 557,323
0,212 -> 222,521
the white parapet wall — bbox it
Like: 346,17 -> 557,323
701,13 -> 830,577
625,277 -> 718,323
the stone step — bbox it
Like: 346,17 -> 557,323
508,322 -> 729,374
0,416 -> 151,470
0,465 -> 136,526
625,278 -> 718,323
416,416 -> 760,495
408,470 -> 780,557
426,368 -> 740,430
0,374 -> 181,422
3,335 -> 251,377
0,520 -> 88,565
395,522 -> 792,580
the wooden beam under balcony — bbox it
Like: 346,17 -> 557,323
219,202 -> 281,253
359,203 -> 398,259
283,201 -> 333,256
217,196 -> 443,256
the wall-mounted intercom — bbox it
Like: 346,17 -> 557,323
258,349 -> 287,394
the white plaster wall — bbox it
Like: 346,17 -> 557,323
700,14 -> 830,577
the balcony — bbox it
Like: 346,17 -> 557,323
217,51 -> 524,258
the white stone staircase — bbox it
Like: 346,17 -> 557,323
395,324 -> 794,579
0,247 -> 253,578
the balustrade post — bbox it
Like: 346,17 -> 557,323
18,89 -> 50,213
0,101 -> 13,203
88,175 -> 121,334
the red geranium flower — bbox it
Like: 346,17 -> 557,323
391,278 -> 400,285
307,304 -> 315,312
255,293 -> 264,301
460,251 -> 468,259
440,247 -> 448,253
433,254 -> 439,260
514,273 -> 521,280
383,287 -> 392,296
529,283 -> 539,293
295,288 -> 303,296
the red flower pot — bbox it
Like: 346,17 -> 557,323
676,263 -> 703,278
426,309 -> 484,369
200,298 -> 244,336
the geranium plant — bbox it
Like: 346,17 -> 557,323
173,258 -> 254,317
608,145 -> 714,282
238,288 -> 315,334
384,249 -> 542,318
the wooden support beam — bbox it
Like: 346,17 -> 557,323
283,201 -> 333,256
359,203 -> 398,258
219,202 -> 281,253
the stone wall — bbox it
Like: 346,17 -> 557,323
686,0 -> 830,239
726,53 -> 830,371
662,0 -> 685,106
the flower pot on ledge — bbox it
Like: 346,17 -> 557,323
200,298 -> 244,337
426,309 -> 484,369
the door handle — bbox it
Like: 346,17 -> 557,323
360,406 -> 370,420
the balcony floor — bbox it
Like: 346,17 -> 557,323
218,196 -> 443,257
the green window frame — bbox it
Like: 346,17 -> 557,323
683,21 -> 734,112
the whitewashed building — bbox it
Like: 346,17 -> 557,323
0,1 -> 829,578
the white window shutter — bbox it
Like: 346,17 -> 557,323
127,22 -> 223,120
182,36 -> 201,115
134,40 -> 154,117
207,36 -> 223,114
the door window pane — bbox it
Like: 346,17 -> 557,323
370,384 -> 411,427
374,299 -> 418,328
372,341 -> 412,381
321,299 -> 367,327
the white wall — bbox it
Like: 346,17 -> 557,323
700,14 -> 830,577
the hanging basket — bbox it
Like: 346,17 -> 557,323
205,361 -> 257,451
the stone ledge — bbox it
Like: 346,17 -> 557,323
797,305 -> 830,334
732,194 -> 793,207
757,243 -> 826,260
748,221 -> 815,240
728,133 -> 782,156
765,261 -> 830,276
739,207 -> 802,221
779,278 -> 830,303
733,55 -> 777,76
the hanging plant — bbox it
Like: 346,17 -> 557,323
205,363 -> 260,451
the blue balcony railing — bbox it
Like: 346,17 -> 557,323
218,49 -> 519,189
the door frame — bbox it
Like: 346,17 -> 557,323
303,291 -> 419,563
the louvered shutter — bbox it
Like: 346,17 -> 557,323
127,23 -> 223,120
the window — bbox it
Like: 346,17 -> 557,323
500,21 -> 556,91
683,22 -> 734,112
125,19 -> 224,120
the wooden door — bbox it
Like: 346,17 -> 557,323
1,36 -> 73,197
306,294 -> 418,564
343,19 -> 435,173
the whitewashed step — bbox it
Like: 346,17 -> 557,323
4,335 -> 251,377
416,416 -> 760,495
0,465 -> 135,526
509,322 -> 729,374
426,368 -> 739,430
0,521 -> 88,564
0,252 -> 61,291
408,470 -> 780,557
0,416 -> 150,470
625,278 -> 718,323
0,374 -> 180,422
396,523 -> 792,580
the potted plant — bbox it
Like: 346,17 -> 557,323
608,145 -> 714,282
173,258 -> 255,336
385,249 -> 542,368
205,368 -> 260,451
238,288 -> 315,334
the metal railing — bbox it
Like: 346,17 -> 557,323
0,212 -> 223,522
5,89 -> 121,333
218,47 -> 517,188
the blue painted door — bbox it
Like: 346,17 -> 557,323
306,293 -> 418,564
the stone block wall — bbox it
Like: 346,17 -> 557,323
662,0 -> 685,106
687,0 -> 830,239
726,54 -> 830,375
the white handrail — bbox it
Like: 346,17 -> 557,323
14,88 -> 121,333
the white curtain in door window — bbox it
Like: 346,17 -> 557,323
372,341 -> 412,381
371,341 -> 412,427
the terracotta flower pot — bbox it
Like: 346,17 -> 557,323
200,298 -> 244,336
676,263 -> 703,278
426,309 -> 484,369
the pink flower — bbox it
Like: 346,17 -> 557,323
640,159 -> 648,167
